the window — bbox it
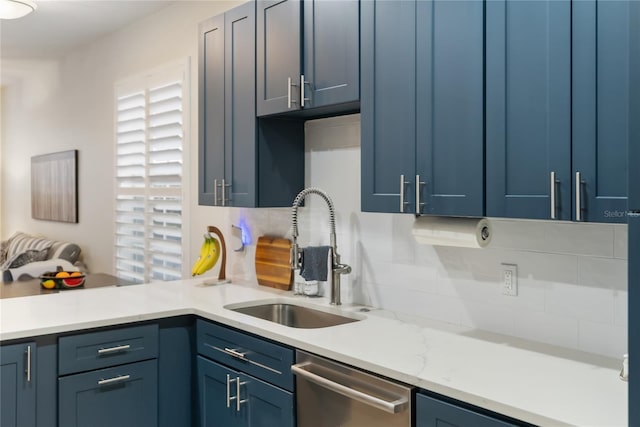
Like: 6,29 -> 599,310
114,61 -> 188,283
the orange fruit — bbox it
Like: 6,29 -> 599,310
55,271 -> 70,278
42,280 -> 56,289
70,272 -> 82,277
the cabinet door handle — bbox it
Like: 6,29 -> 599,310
550,171 -> 558,219
98,344 -> 131,355
25,345 -> 32,383
575,171 -> 584,221
226,374 -> 237,408
415,175 -> 425,214
98,374 -> 130,386
220,179 -> 231,206
300,74 -> 310,107
399,175 -> 410,213
237,378 -> 248,412
224,347 -> 248,361
214,179 -> 219,206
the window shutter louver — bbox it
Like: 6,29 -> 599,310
115,63 -> 187,283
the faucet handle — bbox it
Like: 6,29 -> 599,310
334,263 -> 351,274
290,244 -> 302,270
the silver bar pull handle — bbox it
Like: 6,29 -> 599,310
399,175 -> 410,213
214,178 -> 219,206
237,379 -> 248,411
224,347 -> 248,361
287,77 -> 292,109
98,344 -> 131,355
98,374 -> 130,386
221,179 -> 231,207
576,171 -> 582,221
292,363 -> 409,414
301,74 -> 310,107
550,171 -> 557,219
25,345 -> 32,383
226,374 -> 237,408
415,175 -> 425,214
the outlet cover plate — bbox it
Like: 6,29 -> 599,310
501,263 -> 518,296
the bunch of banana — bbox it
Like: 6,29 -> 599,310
192,235 -> 221,276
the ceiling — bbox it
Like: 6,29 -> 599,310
1,1 -> 173,59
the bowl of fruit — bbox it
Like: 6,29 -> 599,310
40,270 -> 85,290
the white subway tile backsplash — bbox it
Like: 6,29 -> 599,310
545,282 -> 615,324
577,257 -> 627,291
613,290 -> 628,327
544,222 -> 615,257
458,301 -> 516,337
578,320 -> 627,358
512,310 -> 579,349
613,224 -> 628,259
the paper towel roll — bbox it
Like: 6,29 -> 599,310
412,216 -> 491,248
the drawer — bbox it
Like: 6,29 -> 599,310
196,319 -> 294,391
59,359 -> 158,427
59,324 -> 158,375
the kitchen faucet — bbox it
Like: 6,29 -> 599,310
290,188 -> 351,305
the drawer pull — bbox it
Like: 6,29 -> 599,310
98,344 -> 131,355
98,374 -> 130,386
224,347 -> 248,361
25,345 -> 32,383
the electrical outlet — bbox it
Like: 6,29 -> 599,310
501,263 -> 518,296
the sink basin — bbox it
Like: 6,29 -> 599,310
226,302 -> 363,329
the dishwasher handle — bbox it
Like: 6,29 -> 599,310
292,362 -> 409,414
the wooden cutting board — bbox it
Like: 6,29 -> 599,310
255,236 -> 293,290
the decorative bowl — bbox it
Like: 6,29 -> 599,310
40,271 -> 85,290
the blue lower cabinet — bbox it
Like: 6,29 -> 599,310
0,342 -> 36,427
197,356 -> 294,427
416,393 -> 521,427
58,359 -> 158,427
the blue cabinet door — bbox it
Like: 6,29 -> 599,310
0,342 -> 36,427
486,0 -> 572,220
416,393 -> 519,427
256,0 -> 302,116
197,356 -> 294,427
244,372 -> 294,427
225,2 -> 257,208
629,214 -> 640,426
630,2 -> 640,211
303,0 -> 359,109
415,0 -> 484,216
197,356 -> 239,427
198,14 -> 225,206
58,359 -> 158,427
572,0 -> 630,223
361,0 -> 417,213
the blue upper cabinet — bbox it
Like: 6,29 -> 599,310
302,0 -> 359,109
486,0 -> 572,220
198,14 -> 225,206
256,0 -> 301,116
630,1 -> 640,212
361,0 -> 417,213
415,0 -> 484,216
257,0 -> 359,117
199,2 -> 304,208
361,0 -> 484,216
1,342 -> 36,427
224,2 -> 257,207
572,0 -> 630,223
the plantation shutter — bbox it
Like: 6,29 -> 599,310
115,61 -> 187,283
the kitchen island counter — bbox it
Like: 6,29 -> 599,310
0,279 -> 627,427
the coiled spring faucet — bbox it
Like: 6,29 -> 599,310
291,188 -> 351,305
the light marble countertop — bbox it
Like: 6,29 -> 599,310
0,279 -> 627,427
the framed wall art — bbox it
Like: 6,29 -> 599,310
31,149 -> 78,223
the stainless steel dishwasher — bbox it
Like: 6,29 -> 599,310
292,351 -> 412,427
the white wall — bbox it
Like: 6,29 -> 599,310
1,3 -> 627,359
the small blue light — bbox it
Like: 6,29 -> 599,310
238,218 -> 252,246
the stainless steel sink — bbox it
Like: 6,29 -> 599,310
226,302 -> 362,329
